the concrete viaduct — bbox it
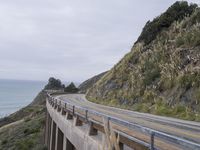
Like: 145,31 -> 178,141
44,93 -> 200,150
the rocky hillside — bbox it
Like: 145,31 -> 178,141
87,1 -> 200,121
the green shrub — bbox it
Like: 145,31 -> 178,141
24,127 -> 40,135
144,69 -> 160,85
24,118 -> 31,122
195,114 -> 200,121
174,105 -> 186,114
183,112 -> 196,121
109,99 -> 119,106
45,77 -> 65,90
143,60 -> 160,85
185,30 -> 200,47
155,104 -> 173,116
133,103 -> 151,113
142,90 -> 156,103
176,36 -> 185,47
179,75 -> 192,89
137,1 -> 197,45
42,146 -> 48,150
26,107 -> 34,113
193,31 -> 200,46
64,82 -> 79,93
179,73 -> 200,88
194,88 -> 200,106
15,139 -> 34,150
176,29 -> 200,47
161,78 -> 175,90
2,139 -> 8,145
189,8 -> 200,25
39,117 -> 45,126
151,100 -> 172,116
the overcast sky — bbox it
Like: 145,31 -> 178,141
0,0 -> 199,82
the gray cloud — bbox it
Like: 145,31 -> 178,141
0,0 -> 198,82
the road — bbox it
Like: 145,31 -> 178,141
55,94 -> 200,149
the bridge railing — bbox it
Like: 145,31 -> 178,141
46,93 -> 200,150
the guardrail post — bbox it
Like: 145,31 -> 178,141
72,106 -> 75,115
61,108 -> 66,115
61,103 -> 66,115
54,99 -> 57,109
57,101 -> 61,112
150,132 -> 155,150
85,110 -> 88,122
103,117 -> 113,149
53,100 -> 55,108
52,100 -> 54,107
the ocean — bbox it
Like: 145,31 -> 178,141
0,79 -> 46,118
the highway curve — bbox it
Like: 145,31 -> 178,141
55,94 -> 200,149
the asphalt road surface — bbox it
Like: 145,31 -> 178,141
55,94 -> 200,149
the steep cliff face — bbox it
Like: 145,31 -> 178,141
87,2 -> 200,121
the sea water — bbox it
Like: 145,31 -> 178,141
0,79 -> 46,118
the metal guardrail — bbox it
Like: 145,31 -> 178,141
47,93 -> 200,150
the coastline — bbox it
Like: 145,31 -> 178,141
0,79 -> 45,118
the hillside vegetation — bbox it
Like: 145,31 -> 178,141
79,72 -> 107,93
87,1 -> 200,121
0,91 -> 47,150
0,77 -> 69,150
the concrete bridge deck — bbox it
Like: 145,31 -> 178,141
45,93 -> 200,150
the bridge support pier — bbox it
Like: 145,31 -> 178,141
50,121 -> 56,150
119,142 -> 124,150
45,111 -> 49,146
48,115 -> 52,150
44,112 -> 52,150
62,137 -> 75,150
66,138 -> 75,150
55,127 -> 64,150
63,137 -> 67,150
